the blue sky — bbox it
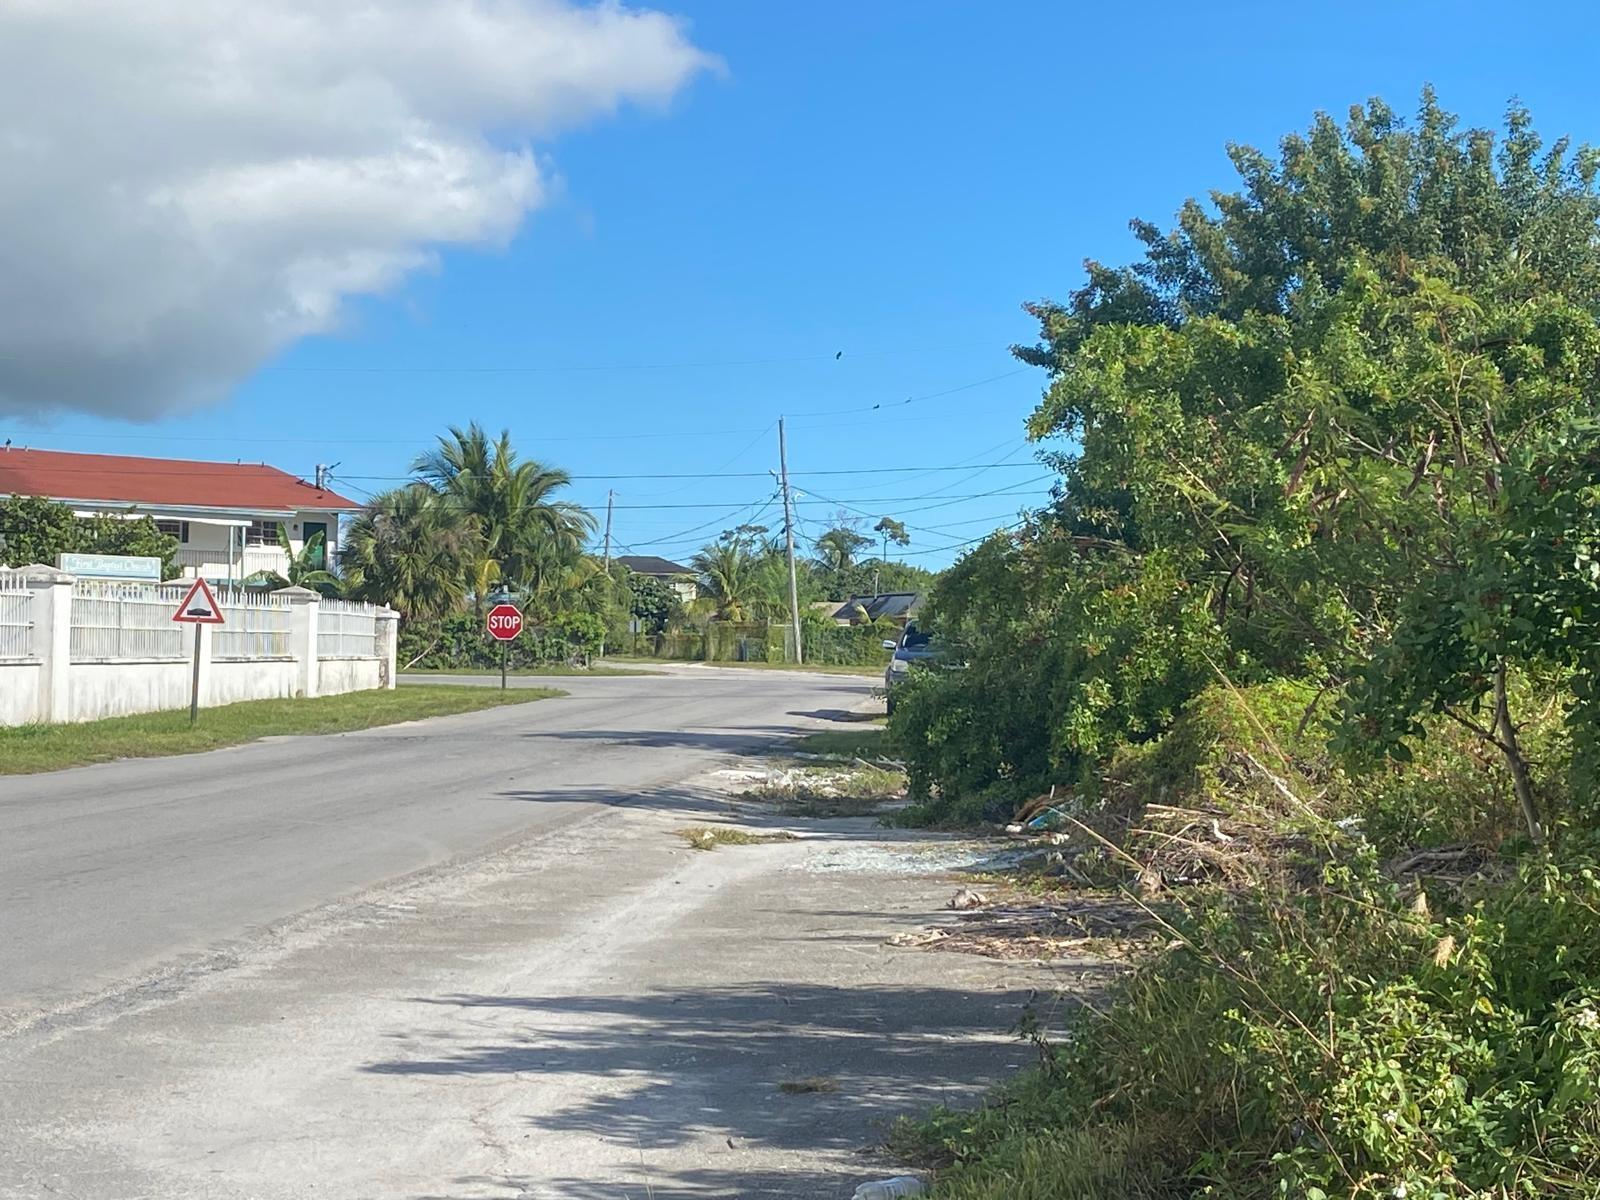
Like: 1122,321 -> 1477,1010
9,1 -> 1600,567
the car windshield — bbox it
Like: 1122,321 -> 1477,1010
902,625 -> 932,649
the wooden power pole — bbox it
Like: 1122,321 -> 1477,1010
602,489 -> 615,570
778,418 -> 803,664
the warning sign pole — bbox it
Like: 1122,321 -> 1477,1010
189,623 -> 203,725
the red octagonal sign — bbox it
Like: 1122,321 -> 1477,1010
486,602 -> 523,642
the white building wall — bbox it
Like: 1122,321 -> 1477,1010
63,502 -> 346,581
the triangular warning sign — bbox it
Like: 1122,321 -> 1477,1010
171,577 -> 226,624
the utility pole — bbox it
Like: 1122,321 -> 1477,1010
600,489 -> 616,662
315,463 -> 327,490
778,417 -> 803,664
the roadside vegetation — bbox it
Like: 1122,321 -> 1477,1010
0,685 -> 561,774
676,826 -> 799,850
887,94 -> 1600,1199
743,723 -> 907,817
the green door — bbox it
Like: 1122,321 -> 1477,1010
302,521 -> 328,570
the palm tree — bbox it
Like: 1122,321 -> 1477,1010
247,527 -> 340,595
341,485 -> 473,620
412,423 -> 595,593
690,537 -> 762,620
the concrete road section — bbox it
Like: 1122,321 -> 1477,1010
0,668 -> 869,1033
0,667 -> 1076,1198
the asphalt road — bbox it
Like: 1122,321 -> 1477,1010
0,667 -> 871,1035
0,666 -> 1077,1199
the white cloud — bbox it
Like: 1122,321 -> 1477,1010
0,0 -> 714,418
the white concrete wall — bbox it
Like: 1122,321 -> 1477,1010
316,657 -> 382,695
0,569 -> 398,726
208,659 -> 299,706
0,662 -> 43,726
68,660 -> 193,722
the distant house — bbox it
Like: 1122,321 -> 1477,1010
616,554 -> 698,605
0,447 -> 360,583
829,592 -> 922,626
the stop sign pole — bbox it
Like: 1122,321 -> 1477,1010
485,601 -> 523,691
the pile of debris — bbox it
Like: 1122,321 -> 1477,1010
888,886 -> 1157,962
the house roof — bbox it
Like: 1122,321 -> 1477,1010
616,555 -> 691,576
0,447 -> 360,513
833,592 -> 923,622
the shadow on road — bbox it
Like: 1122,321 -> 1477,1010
518,725 -> 806,755
491,784 -> 926,848
376,981 -> 1057,1197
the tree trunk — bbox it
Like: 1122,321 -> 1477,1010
1493,664 -> 1543,845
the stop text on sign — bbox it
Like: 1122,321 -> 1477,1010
486,603 -> 523,641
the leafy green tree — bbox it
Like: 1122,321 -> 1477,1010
1343,417 -> 1600,841
626,573 -> 682,635
874,516 -> 910,558
342,485 -> 472,620
0,496 -> 176,575
903,93 -> 1600,839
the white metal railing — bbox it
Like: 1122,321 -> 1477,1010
214,590 -> 294,660
174,546 -> 292,578
317,598 -> 379,659
0,570 -> 33,660
70,580 -> 188,661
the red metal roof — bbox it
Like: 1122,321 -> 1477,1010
0,447 -> 360,512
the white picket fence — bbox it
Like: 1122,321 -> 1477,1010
0,569 -> 33,660
215,590 -> 294,660
69,579 -> 188,661
317,598 -> 379,659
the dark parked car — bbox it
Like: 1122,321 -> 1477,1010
882,620 -> 938,714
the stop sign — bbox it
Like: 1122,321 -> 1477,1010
486,602 -> 523,642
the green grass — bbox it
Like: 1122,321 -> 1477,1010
792,724 -> 893,760
403,664 -> 661,677
675,826 -> 800,850
0,685 -> 563,775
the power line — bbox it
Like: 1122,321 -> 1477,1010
339,461 -> 1042,484
896,519 -> 1029,558
594,483 -> 1052,511
779,366 -> 1034,418
617,491 -> 781,551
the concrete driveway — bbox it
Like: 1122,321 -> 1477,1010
0,668 -> 1072,1198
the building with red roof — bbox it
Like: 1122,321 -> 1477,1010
0,447 -> 361,582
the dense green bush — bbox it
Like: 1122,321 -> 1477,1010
915,843 -> 1600,1199
399,611 -> 584,669
801,613 -> 896,666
